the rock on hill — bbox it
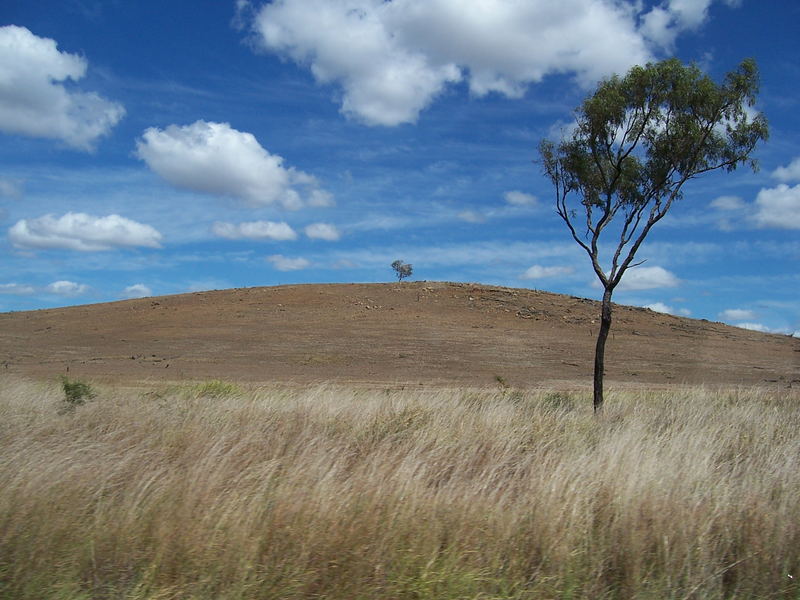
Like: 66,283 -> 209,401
0,282 -> 797,389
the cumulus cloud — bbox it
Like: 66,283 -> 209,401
734,322 -> 790,335
46,280 -> 88,296
771,157 -> 800,183
644,302 -> 672,314
520,264 -> 575,280
0,283 -> 35,295
212,220 -> 298,241
247,0 -> 739,125
267,254 -> 311,271
504,190 -> 537,207
0,280 -> 88,296
639,7 -> 676,48
304,222 -> 341,241
640,0 -> 740,49
122,283 -> 152,299
643,302 -> 691,316
308,189 -> 335,207
250,0 -> 460,125
136,120 -> 330,209
8,212 -> 163,251
666,0 -> 716,29
753,184 -> 800,229
0,25 -> 124,150
719,308 -> 756,321
248,0 -> 662,125
617,266 -> 679,291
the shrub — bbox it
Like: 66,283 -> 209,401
60,375 -> 96,406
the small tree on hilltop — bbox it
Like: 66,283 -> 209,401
539,58 -> 768,412
391,260 -> 413,282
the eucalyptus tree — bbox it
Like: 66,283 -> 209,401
539,58 -> 768,411
391,260 -> 413,281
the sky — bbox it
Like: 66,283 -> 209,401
0,0 -> 798,336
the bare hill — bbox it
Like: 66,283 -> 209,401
0,282 -> 797,389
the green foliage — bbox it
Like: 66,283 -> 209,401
391,259 -> 413,281
539,58 -> 768,291
539,58 -> 768,409
59,375 -> 96,406
192,379 -> 241,398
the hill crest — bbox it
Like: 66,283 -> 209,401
1,281 -> 797,388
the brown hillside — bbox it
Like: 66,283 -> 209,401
0,282 -> 797,389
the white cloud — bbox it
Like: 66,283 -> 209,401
0,26 -> 124,150
0,283 -> 35,295
267,254 -> 311,271
308,189 -> 335,207
665,0 -> 714,29
249,0 -> 658,126
136,120 -> 330,209
250,0 -> 460,125
719,308 -> 756,321
644,302 -> 690,316
753,184 -> 800,229
640,0 -> 736,49
617,266 -> 679,291
520,264 -> 575,280
644,302 -> 672,314
46,280 -> 88,296
504,190 -> 537,207
305,222 -> 341,241
734,322 -> 789,335
639,6 -> 676,48
212,220 -> 298,241
710,195 -> 744,211
122,283 -> 152,299
771,157 -> 800,183
8,212 -> 163,251
249,1 -> 741,125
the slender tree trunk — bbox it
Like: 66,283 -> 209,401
593,287 -> 613,412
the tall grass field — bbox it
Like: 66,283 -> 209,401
1,377 -> 798,599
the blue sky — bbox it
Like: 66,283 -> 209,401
0,0 -> 798,335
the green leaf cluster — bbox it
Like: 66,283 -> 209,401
540,58 -> 768,290
60,375 -> 97,406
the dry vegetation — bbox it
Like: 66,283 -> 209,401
1,377 -> 799,599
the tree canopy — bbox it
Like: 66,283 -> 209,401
540,58 -> 768,292
539,58 -> 768,410
391,260 -> 413,281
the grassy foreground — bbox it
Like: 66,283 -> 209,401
0,378 -> 798,599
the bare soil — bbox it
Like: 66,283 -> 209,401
0,282 -> 797,389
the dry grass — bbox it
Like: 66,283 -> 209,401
0,377 -> 798,599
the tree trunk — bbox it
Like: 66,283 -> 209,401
593,287 -> 613,412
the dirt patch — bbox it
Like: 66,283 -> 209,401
0,282 -> 797,389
